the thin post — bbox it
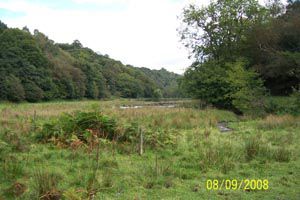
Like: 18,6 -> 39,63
33,110 -> 37,131
139,127 -> 143,155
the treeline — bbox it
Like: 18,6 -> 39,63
0,22 -> 181,102
179,0 -> 300,115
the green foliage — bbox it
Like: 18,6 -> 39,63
23,81 -> 44,102
6,75 -> 25,102
153,88 -> 163,101
0,22 -> 180,102
32,169 -> 62,200
0,20 -> 7,36
139,68 -> 182,98
0,101 -> 299,199
180,60 -> 266,114
245,136 -> 261,161
179,0 -> 299,109
63,188 -> 84,200
243,1 -> 300,95
265,94 -> 300,115
292,88 -> 300,114
116,73 -> 143,98
273,147 -> 291,162
226,60 -> 266,115
38,111 -> 118,143
180,0 -> 268,61
180,61 -> 231,108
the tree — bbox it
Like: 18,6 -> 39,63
116,73 -> 143,98
72,40 -> 83,49
265,0 -> 285,17
0,20 -> 7,34
243,0 -> 300,94
179,60 -> 266,113
23,81 -> 44,102
153,89 -> 163,101
179,0 -> 268,62
22,26 -> 30,33
226,60 -> 266,115
179,61 -> 231,108
0,20 -> 181,102
5,75 -> 25,102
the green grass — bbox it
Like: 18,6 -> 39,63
0,99 -> 299,199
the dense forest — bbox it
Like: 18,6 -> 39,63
0,21 -> 181,102
179,0 -> 300,114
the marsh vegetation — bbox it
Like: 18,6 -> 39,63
0,99 -> 299,199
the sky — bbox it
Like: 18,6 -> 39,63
0,0 -> 213,74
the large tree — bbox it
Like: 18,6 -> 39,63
180,0 -> 268,62
244,0 -> 300,94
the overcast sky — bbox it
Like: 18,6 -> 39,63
0,0 -> 214,74
0,0 -> 279,74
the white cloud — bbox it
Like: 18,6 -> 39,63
0,0 -> 210,74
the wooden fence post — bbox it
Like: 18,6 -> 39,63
139,127 -> 143,155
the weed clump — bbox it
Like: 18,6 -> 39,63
4,182 -> 27,198
33,169 -> 63,200
273,147 -> 291,162
1,155 -> 24,179
244,135 -> 292,163
245,136 -> 260,161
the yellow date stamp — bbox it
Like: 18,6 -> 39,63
206,179 -> 269,191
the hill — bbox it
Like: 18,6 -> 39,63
0,21 -> 181,102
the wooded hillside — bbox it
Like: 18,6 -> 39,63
0,22 -> 181,102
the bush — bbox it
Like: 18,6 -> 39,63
180,59 -> 266,115
265,95 -> 300,116
291,87 -> 300,115
38,111 -> 118,144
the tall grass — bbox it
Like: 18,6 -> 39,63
258,115 -> 300,130
0,100 -> 298,199
32,169 -> 63,200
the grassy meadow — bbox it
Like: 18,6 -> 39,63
0,100 -> 299,200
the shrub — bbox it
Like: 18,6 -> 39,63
38,111 -> 118,144
145,129 -> 178,149
265,96 -> 300,115
118,122 -> 139,142
291,87 -> 300,115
